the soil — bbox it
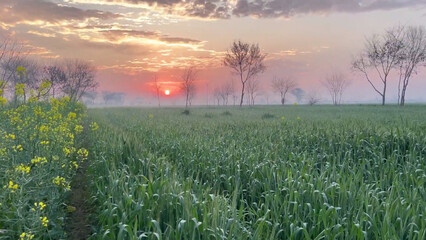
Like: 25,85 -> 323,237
65,160 -> 93,239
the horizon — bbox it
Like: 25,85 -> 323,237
1,0 -> 426,106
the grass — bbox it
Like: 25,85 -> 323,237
86,105 -> 426,239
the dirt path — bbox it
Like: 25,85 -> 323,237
65,120 -> 94,239
65,160 -> 92,239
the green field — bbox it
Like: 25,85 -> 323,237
86,105 -> 426,239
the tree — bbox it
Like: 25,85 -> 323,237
61,59 -> 98,102
0,35 -> 24,87
180,67 -> 197,108
307,91 -> 321,106
3,56 -> 41,102
102,91 -> 125,105
291,88 -> 305,104
0,35 -> 14,72
224,40 -> 266,106
153,75 -> 161,107
246,77 -> 260,106
213,88 -> 221,106
43,64 -> 66,98
396,26 -> 426,106
352,27 -> 404,105
82,91 -> 97,105
271,76 -> 297,105
323,72 -> 350,105
215,82 -> 234,106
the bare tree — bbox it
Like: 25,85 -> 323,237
213,88 -> 221,106
61,59 -> 98,102
180,67 -> 197,108
3,56 -> 41,102
0,36 -> 60,103
323,72 -> 350,105
246,77 -> 260,106
352,27 -> 404,105
82,91 -> 97,105
307,91 -> 321,106
396,26 -> 426,106
224,40 -> 266,106
0,35 -> 13,68
0,35 -> 24,88
102,91 -> 125,105
215,82 -> 234,105
271,76 -> 297,105
291,88 -> 305,104
232,94 -> 238,106
43,63 -> 66,98
153,74 -> 161,107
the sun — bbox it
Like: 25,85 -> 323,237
164,89 -> 170,95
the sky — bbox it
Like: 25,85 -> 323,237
1,0 -> 426,105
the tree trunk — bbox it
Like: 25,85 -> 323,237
400,85 -> 407,106
382,83 -> 386,106
400,94 -> 405,106
239,83 -> 245,107
397,78 -> 401,105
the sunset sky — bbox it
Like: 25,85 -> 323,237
1,0 -> 426,105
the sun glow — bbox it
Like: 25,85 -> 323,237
165,89 -> 170,95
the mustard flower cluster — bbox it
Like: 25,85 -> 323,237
0,83 -> 98,239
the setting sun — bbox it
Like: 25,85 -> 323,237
165,89 -> 170,96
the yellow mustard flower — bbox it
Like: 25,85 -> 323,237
77,148 -> 89,160
32,201 -> 47,211
20,232 -> 34,240
15,164 -> 30,174
39,125 -> 49,132
8,181 -> 18,192
15,83 -> 25,96
0,148 -> 6,156
52,176 -> 70,190
74,125 -> 83,133
31,157 -> 47,165
67,112 -> 77,120
40,216 -> 49,227
90,122 -> 99,131
0,96 -> 6,105
5,133 -> 15,140
12,144 -> 23,152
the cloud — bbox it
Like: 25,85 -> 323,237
83,0 -> 425,19
0,0 -> 121,26
159,37 -> 202,44
100,29 -> 159,41
232,0 -> 426,18
71,0 -> 232,18
183,0 -> 231,19
27,31 -> 57,38
99,29 -> 202,45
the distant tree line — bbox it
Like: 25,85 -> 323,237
217,25 -> 425,107
353,25 -> 426,106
